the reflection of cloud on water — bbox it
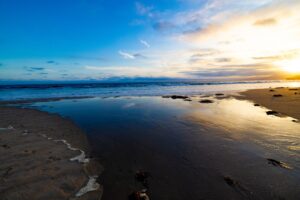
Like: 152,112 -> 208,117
122,102 -> 136,109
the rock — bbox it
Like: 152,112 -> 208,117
199,99 -> 214,103
215,93 -> 224,96
273,94 -> 283,97
254,104 -> 260,106
135,171 -> 151,188
128,190 -> 150,200
289,88 -> 298,91
269,89 -> 275,92
266,111 -> 278,115
267,158 -> 291,169
162,95 -> 189,99
224,176 -> 236,186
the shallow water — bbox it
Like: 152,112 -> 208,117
21,96 -> 300,200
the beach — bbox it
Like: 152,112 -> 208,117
238,87 -> 300,120
0,85 -> 300,200
0,106 -> 103,200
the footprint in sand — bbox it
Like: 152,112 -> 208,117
2,144 -> 10,149
223,176 -> 252,198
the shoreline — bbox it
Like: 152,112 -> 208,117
0,106 -> 103,200
237,87 -> 300,120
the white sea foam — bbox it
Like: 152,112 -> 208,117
75,176 -> 101,197
0,125 -> 14,131
38,135 -> 100,198
54,139 -> 89,163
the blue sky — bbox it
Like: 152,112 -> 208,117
0,0 -> 300,81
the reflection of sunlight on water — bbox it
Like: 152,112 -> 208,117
187,98 -> 300,155
289,81 -> 300,88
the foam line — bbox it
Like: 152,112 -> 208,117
75,176 -> 101,197
54,139 -> 89,163
0,125 -> 14,131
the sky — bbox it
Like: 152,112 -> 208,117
0,0 -> 300,82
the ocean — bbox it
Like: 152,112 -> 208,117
0,80 -> 300,101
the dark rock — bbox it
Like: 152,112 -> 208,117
292,120 -> 298,123
289,88 -> 298,91
2,144 -> 10,149
199,99 -> 214,103
267,158 -> 291,169
273,94 -> 283,97
135,171 -> 151,188
266,111 -> 279,115
215,93 -> 224,96
269,89 -> 275,92
224,176 -> 236,186
128,190 -> 149,200
184,98 -> 192,102
162,95 -> 189,99
254,104 -> 260,106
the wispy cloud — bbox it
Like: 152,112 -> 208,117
253,17 -> 277,26
29,67 -> 45,71
46,60 -> 59,65
140,39 -> 150,48
118,51 -> 136,59
118,50 -> 146,59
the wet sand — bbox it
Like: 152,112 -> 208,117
1,93 -> 300,200
17,96 -> 299,200
0,106 -> 103,200
238,87 -> 300,120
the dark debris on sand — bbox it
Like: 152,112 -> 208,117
162,95 -> 189,100
266,111 -> 279,115
273,94 -> 283,97
223,176 -> 252,198
128,170 -> 152,200
267,159 -> 291,169
199,99 -> 214,103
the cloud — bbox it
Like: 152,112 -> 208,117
178,0 -> 300,77
140,39 -> 150,48
135,2 -> 154,17
253,49 -> 300,61
153,21 -> 176,32
118,50 -> 136,59
46,60 -> 59,65
118,50 -> 146,59
253,17 -> 277,26
189,49 -> 219,63
29,67 -> 45,71
214,58 -> 231,62
181,63 -> 282,79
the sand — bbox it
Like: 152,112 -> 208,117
238,87 -> 300,120
0,106 -> 103,200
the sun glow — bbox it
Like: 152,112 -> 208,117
276,59 -> 300,73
